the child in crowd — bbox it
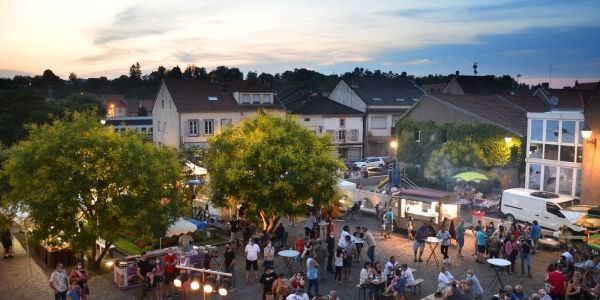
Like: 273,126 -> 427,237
334,249 -> 344,283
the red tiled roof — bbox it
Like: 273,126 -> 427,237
163,79 -> 282,112
547,89 -> 585,109
574,81 -> 600,90
431,94 -> 528,136
421,83 -> 447,94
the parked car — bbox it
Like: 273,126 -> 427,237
352,157 -> 386,169
500,188 -> 586,232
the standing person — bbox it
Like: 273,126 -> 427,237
136,252 -> 153,299
275,222 -> 286,250
546,264 -> 567,300
151,257 -> 165,300
306,252 -> 320,298
69,261 -> 90,300
263,240 -> 275,270
456,220 -> 465,260
504,235 -> 519,274
437,227 -> 451,262
245,239 -> 261,284
1,227 -> 13,258
334,249 -> 344,283
49,262 -> 69,300
178,233 -> 194,252
530,220 -> 541,253
363,227 -> 376,264
475,227 -> 487,263
383,208 -> 394,239
343,235 -> 357,281
408,217 -> 415,240
230,217 -> 241,248
520,235 -> 533,278
326,232 -> 335,273
473,220 -> 483,256
337,225 -> 352,251
163,248 -> 178,299
353,227 -> 364,262
413,225 -> 429,262
223,242 -> 236,288
487,232 -> 501,259
209,249 -> 222,271
305,212 -> 317,238
259,267 -> 277,300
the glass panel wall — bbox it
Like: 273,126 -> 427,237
558,168 -> 573,195
528,164 -> 542,190
543,165 -> 557,192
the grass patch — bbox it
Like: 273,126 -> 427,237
114,238 -> 143,255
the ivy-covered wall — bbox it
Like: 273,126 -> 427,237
396,120 -> 523,188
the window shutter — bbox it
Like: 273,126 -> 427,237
200,120 -> 205,136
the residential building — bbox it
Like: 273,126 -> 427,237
525,110 -> 584,199
284,92 -> 364,161
329,78 -> 424,157
581,88 -> 600,205
104,116 -> 153,140
443,75 -> 503,95
125,99 -> 155,116
421,83 -> 447,94
152,79 -> 285,149
101,94 -> 127,117
400,94 -> 549,139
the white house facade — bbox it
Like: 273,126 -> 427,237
329,78 -> 424,157
152,79 -> 285,149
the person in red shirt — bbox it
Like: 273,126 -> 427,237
163,249 -> 178,298
546,264 -> 567,300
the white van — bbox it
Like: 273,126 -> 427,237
500,188 -> 585,232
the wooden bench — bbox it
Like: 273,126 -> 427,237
407,278 -> 425,294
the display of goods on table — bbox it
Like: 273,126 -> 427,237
113,246 -> 215,289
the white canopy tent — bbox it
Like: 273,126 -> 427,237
185,161 -> 207,176
166,218 -> 197,237
338,180 -> 357,189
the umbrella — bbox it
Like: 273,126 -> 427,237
575,215 -> 600,229
166,218 -> 197,237
452,172 -> 488,182
188,219 -> 209,230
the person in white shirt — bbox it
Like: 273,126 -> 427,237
338,225 -> 352,249
561,249 -> 574,264
286,287 -> 310,300
359,262 -> 372,286
244,239 -> 261,284
436,229 -> 451,261
401,264 -> 415,287
383,256 -> 399,279
437,266 -> 454,290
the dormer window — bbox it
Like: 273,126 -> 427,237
372,97 -> 382,102
208,96 -> 218,101
252,94 -> 260,104
396,98 -> 406,102
262,94 -> 271,104
242,94 -> 250,104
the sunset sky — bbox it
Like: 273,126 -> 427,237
1,0 -> 599,87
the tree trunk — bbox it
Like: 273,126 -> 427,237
90,240 -> 112,270
258,210 -> 281,233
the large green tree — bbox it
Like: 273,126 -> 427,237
1,112 -> 185,268
424,139 -> 485,184
206,112 -> 344,232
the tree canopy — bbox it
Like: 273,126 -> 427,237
1,112 -> 185,267
206,112 -> 344,231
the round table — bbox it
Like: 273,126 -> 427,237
425,237 -> 442,267
278,250 -> 300,275
487,258 -> 511,289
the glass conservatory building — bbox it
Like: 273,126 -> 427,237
525,111 -> 584,198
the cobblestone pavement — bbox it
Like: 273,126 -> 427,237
3,215 -> 563,300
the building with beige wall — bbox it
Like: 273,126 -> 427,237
581,89 -> 600,205
152,79 -> 285,149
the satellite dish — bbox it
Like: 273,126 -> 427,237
548,96 -> 559,106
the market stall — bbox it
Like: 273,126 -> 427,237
113,245 -> 215,289
392,188 -> 459,232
